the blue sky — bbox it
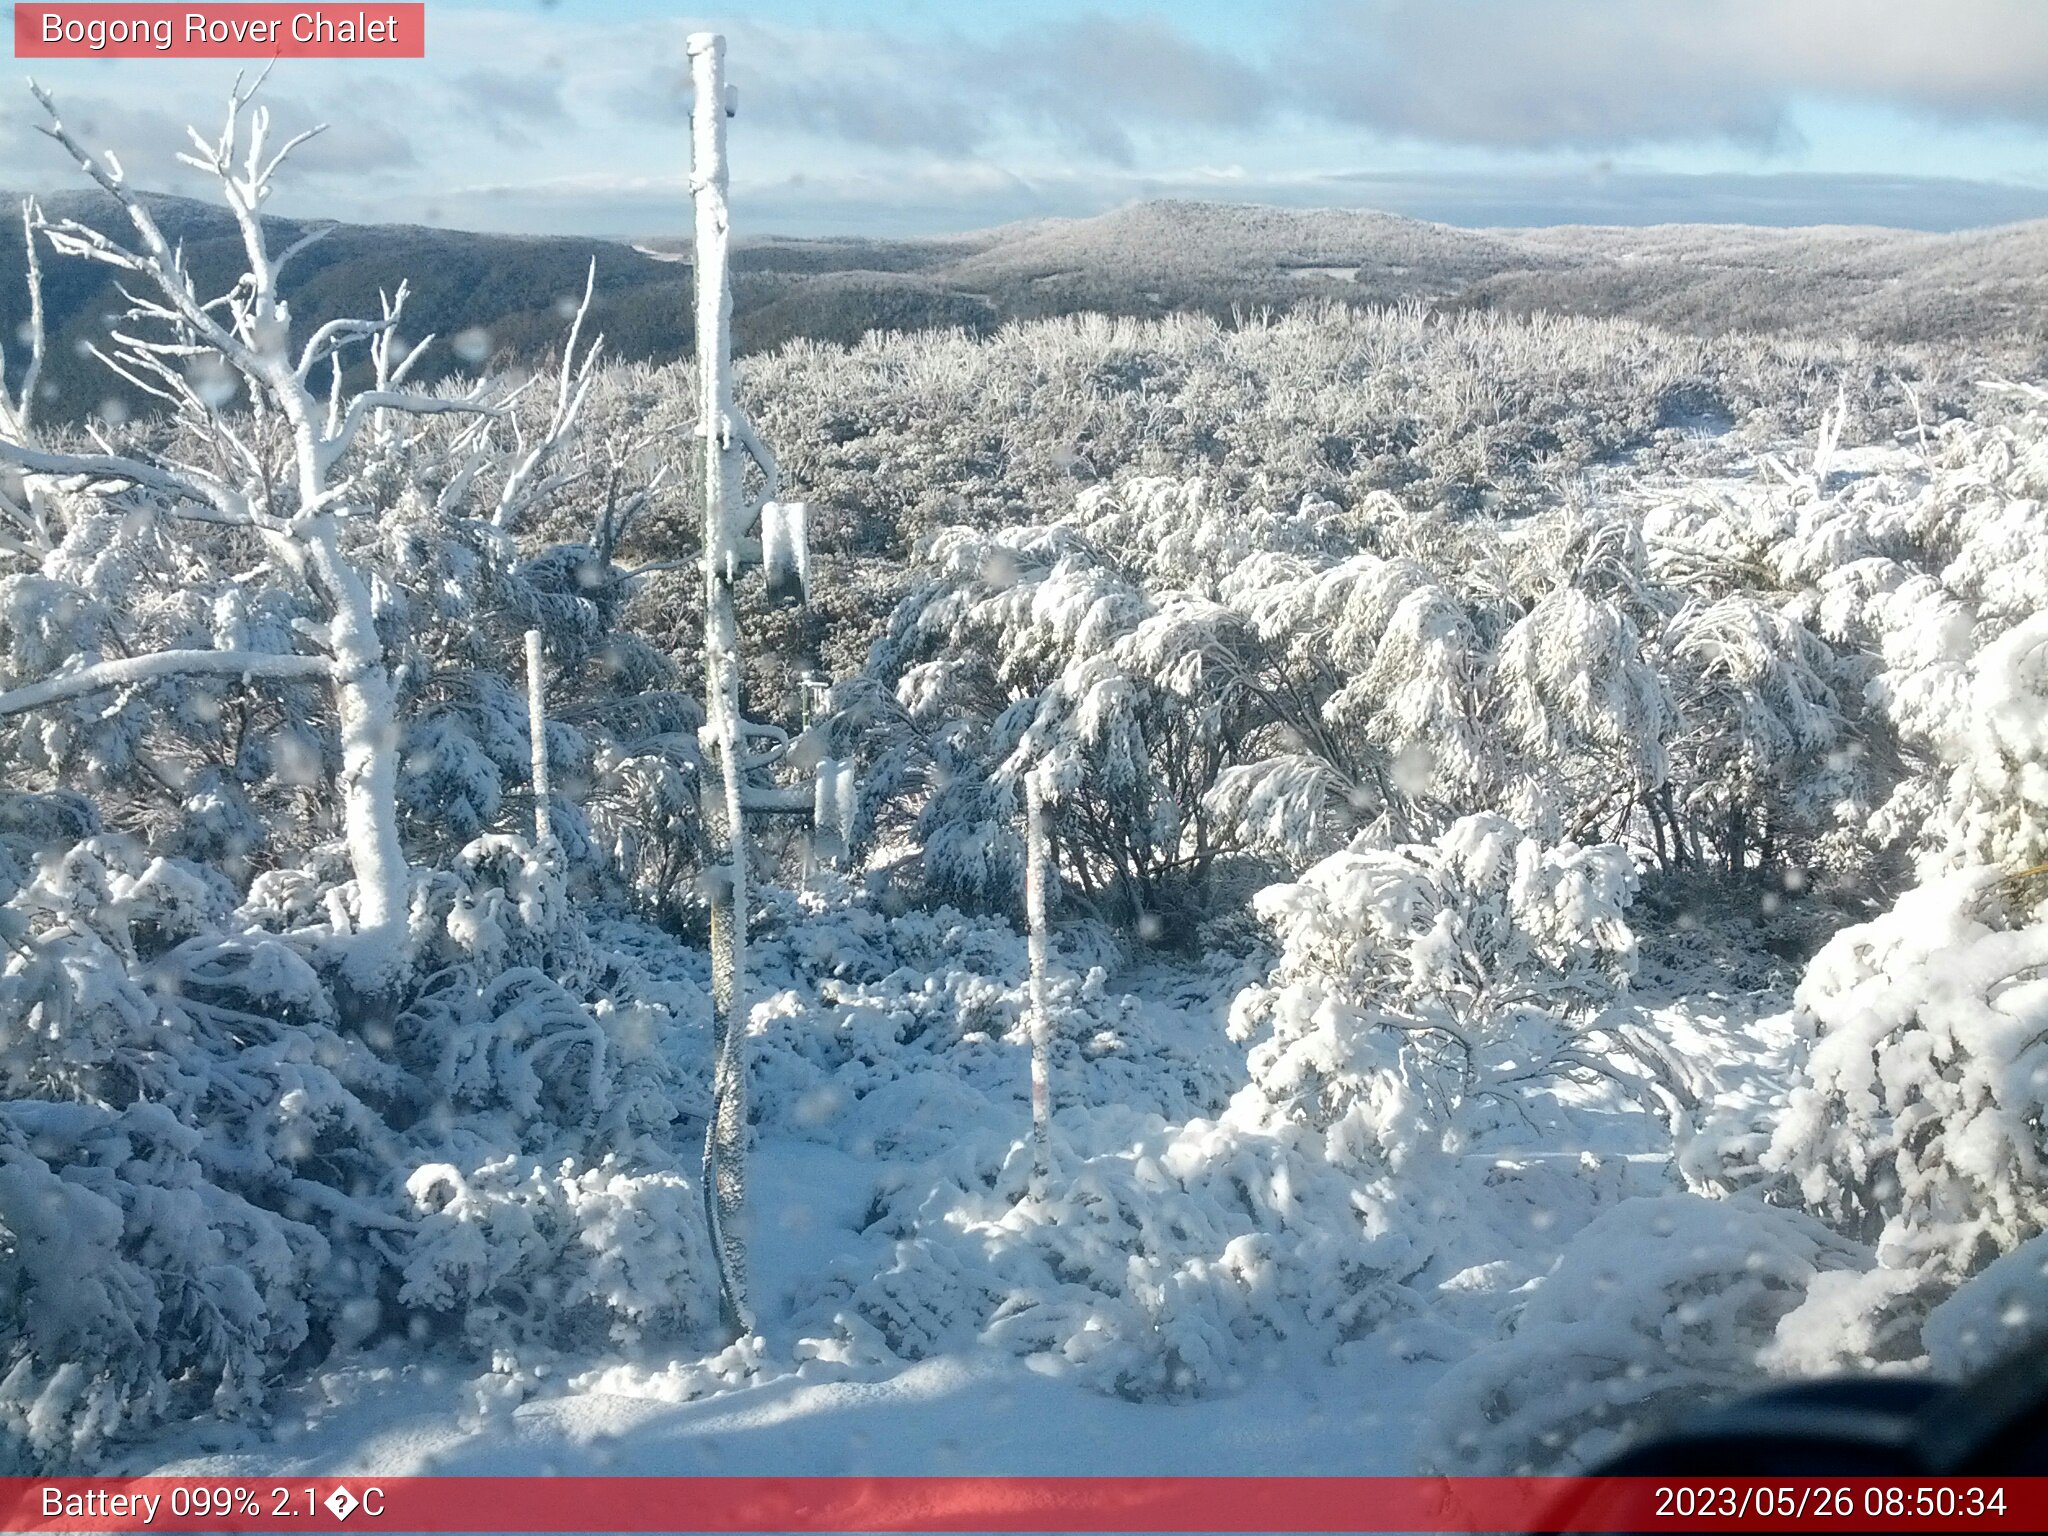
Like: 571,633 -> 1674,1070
4,0 -> 2047,236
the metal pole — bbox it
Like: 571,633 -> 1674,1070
524,628 -> 552,851
1025,772 -> 1053,1199
690,29 -> 754,1339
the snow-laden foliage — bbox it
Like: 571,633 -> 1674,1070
0,804 -> 717,1467
1918,1232 -> 2048,1380
724,303 -> 1932,571
1228,815 -> 1657,1165
732,890 -> 1435,1402
399,1153 -> 713,1354
1761,870 -> 2048,1276
855,456 -> 1885,935
1418,1195 -> 1862,1474
0,481 -> 709,924
627,816 -> 1654,1410
478,887 -> 1390,1405
1689,389 -> 2048,1375
3,68 -> 2042,1477
866,517 -> 1266,928
1664,595 -> 1849,874
0,94 -> 729,1467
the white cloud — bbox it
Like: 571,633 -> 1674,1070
1290,0 -> 2048,150
1,3 -> 2043,235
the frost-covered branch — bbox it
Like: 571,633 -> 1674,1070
0,648 -> 333,717
494,261 -> 603,530
0,437 -> 257,524
1,198 -> 46,437
321,387 -> 502,475
731,406 -> 780,509
29,81 -> 275,384
295,315 -> 389,381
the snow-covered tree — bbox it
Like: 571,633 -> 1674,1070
872,520 -> 1271,929
0,82 -> 726,1467
0,81 -> 561,993
1226,542 -> 1488,847
1664,594 -> 1848,872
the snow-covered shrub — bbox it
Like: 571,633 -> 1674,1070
732,302 -> 1897,575
1761,870 -> 2048,1277
1782,395 -> 2048,875
869,519 -> 1272,927
863,483 -> 1689,932
0,799 -> 718,1466
747,889 -> 1236,1158
1920,613 -> 2048,873
0,1101 -> 329,1472
729,888 -> 1425,1403
1495,587 -> 1671,835
1224,540 -> 1491,843
800,1105 -> 1424,1403
1919,1233 -> 2048,1380
0,90 -> 726,1467
1665,595 -> 1851,872
400,1155 -> 714,1353
1738,392 -> 2048,1369
1418,1195 -> 1862,1474
1229,815 -> 1651,1166
857,427 -> 1900,935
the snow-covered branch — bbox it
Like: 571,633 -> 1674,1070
494,261 -> 603,530
0,649 -> 334,717
0,436 -> 255,524
1,198 -> 46,437
320,387 -> 502,474
29,82 -> 273,383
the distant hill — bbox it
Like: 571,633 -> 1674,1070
1470,218 -> 2048,346
935,201 -> 1579,295
4,193 -> 2043,422
0,190 -> 688,422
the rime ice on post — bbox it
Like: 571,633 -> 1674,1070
1024,767 -> 1054,1198
811,757 -> 854,868
524,628 -> 552,851
761,500 -> 810,606
691,28 -> 758,1341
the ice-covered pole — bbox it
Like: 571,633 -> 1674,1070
690,29 -> 755,1340
1024,768 -> 1054,1198
524,628 -> 552,850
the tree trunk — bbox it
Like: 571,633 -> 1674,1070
304,519 -> 411,995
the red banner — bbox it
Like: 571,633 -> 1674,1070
14,5 -> 425,58
0,1477 -> 2043,1533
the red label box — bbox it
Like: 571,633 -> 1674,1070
14,4 -> 426,58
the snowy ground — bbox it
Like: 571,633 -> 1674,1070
118,915 -> 1801,1484
60,414 -> 1899,1491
